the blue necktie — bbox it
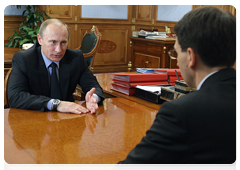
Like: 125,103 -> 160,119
50,62 -> 62,100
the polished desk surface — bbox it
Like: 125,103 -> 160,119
4,97 -> 158,164
95,73 -> 162,110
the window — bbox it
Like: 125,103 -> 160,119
157,5 -> 192,22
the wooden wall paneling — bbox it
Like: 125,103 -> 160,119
76,24 -> 130,73
65,23 -> 75,49
96,27 -> 128,65
44,5 -> 75,22
135,5 -> 153,22
132,5 -> 157,33
96,26 -> 129,73
4,16 -> 24,44
4,23 -> 21,45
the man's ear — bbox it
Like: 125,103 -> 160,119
187,47 -> 197,69
37,34 -> 42,45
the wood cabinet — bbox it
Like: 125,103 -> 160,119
6,5 -> 235,73
135,5 -> 155,24
130,37 -> 178,70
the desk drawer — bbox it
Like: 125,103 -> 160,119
135,53 -> 160,68
133,45 -> 162,56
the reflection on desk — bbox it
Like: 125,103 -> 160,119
4,98 -> 158,164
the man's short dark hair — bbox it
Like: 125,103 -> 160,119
174,6 -> 236,67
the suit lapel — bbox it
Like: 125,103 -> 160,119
59,55 -> 70,100
37,47 -> 50,97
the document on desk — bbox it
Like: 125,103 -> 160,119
145,35 -> 167,40
135,84 -> 172,103
136,85 -> 162,93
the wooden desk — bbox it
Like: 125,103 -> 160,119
129,37 -> 178,69
4,98 -> 158,164
95,73 -> 162,110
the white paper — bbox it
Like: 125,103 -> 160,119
136,85 -> 161,93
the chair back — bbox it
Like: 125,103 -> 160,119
77,25 -> 101,71
4,68 -> 12,108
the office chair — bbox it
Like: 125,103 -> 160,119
74,25 -> 102,101
4,68 -> 12,108
76,25 -> 102,71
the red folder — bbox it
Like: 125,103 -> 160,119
111,83 -> 135,95
112,79 -> 169,88
153,69 -> 181,76
112,73 -> 168,82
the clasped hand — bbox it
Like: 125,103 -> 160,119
57,88 -> 98,114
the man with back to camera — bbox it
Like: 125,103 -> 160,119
8,19 -> 104,114
118,6 -> 236,164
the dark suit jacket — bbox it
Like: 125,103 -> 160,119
118,68 -> 236,164
8,42 -> 104,112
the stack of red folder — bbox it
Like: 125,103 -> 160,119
111,73 -> 169,95
153,69 -> 183,86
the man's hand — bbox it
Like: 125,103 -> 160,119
57,101 -> 89,114
85,88 -> 99,114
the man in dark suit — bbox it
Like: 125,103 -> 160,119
8,19 -> 104,114
118,6 -> 236,164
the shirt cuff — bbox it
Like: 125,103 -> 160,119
48,94 -> 99,110
47,99 -> 54,110
93,93 -> 100,103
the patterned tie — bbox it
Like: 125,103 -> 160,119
50,62 -> 62,99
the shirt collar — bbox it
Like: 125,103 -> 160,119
41,50 -> 59,68
197,70 -> 219,90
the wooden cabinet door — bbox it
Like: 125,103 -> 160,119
45,5 -> 75,22
134,5 -> 155,25
169,58 -> 178,68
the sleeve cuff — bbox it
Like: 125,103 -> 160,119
47,99 -> 54,110
93,93 -> 100,103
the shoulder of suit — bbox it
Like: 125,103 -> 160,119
65,48 -> 84,59
66,48 -> 83,55
13,43 -> 39,61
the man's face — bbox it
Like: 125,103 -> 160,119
175,37 -> 195,88
37,24 -> 68,62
